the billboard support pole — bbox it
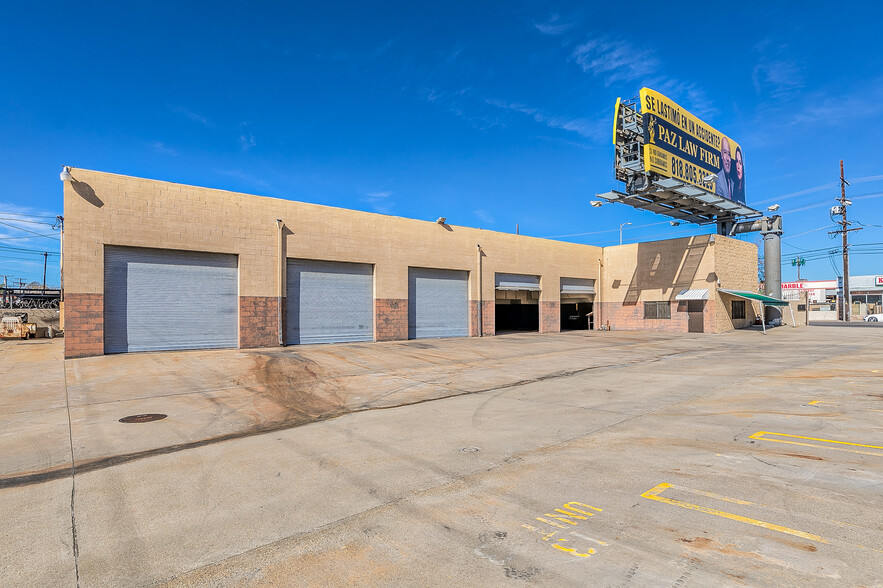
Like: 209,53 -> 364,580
730,215 -> 784,318
717,220 -> 735,236
762,217 -> 783,321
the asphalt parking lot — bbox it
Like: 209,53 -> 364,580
1,326 -> 881,587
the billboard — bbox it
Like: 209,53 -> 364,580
639,88 -> 746,203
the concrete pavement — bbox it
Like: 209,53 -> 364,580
0,327 -> 881,586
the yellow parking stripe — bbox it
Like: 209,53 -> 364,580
750,431 -> 883,457
641,483 -> 827,543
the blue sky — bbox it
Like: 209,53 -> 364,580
1,1 -> 881,286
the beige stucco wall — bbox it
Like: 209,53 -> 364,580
599,235 -> 718,332
600,235 -> 719,304
599,234 -> 759,333
714,236 -> 760,331
63,168 -> 601,303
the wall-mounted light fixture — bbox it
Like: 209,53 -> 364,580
767,204 -> 780,212
589,201 -> 604,207
60,166 -> 72,182
436,217 -> 446,224
669,221 -> 680,226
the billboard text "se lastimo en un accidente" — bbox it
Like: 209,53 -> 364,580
639,88 -> 746,204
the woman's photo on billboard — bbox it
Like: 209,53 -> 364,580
733,145 -> 745,203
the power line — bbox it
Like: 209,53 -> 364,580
0,217 -> 56,226
0,211 -> 59,220
0,233 -> 60,241
0,254 -> 52,262
542,219 -> 677,239
754,174 -> 883,206
0,242 -> 61,252
782,225 -> 837,241
0,220 -> 60,240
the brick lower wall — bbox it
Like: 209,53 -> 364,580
482,300 -> 495,336
539,301 -> 560,334
600,301 -> 695,333
375,298 -> 407,341
64,293 -> 104,358
239,296 -> 280,348
469,300 -> 480,337
469,300 -> 497,336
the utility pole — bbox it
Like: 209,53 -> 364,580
56,215 -> 64,303
792,256 -> 805,280
1,275 -> 10,308
828,160 -> 862,322
42,252 -> 48,291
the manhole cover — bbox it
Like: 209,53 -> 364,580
119,413 -> 167,424
460,446 -> 480,453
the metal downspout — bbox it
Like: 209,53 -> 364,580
476,244 -> 482,336
276,219 -> 284,346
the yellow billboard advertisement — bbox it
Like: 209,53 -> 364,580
640,88 -> 745,203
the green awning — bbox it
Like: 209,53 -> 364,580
718,288 -> 790,306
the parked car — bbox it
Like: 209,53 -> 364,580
863,313 -> 883,322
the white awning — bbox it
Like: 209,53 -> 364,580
675,289 -> 709,301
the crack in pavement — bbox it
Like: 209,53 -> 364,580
62,354 -> 80,587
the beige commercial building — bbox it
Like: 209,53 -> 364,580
62,168 -> 760,358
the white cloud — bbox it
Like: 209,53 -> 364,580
168,105 -> 211,126
362,190 -> 394,214
753,60 -> 804,98
421,87 -> 503,132
318,37 -> 397,63
0,202 -> 58,219
571,37 -> 658,85
485,98 -> 607,141
752,40 -> 805,98
644,79 -> 719,121
485,99 -> 537,116
239,133 -> 256,152
213,168 -> 273,192
474,209 -> 495,224
442,42 -> 467,65
534,14 -> 578,36
150,141 -> 178,156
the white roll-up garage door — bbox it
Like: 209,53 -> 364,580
495,273 -> 541,291
560,277 -> 595,296
104,246 -> 238,354
408,268 -> 468,339
286,259 -> 374,345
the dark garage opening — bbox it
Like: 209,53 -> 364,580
561,302 -> 593,330
494,273 -> 541,333
495,300 -> 539,332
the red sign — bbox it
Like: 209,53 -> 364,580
876,276 -> 883,286
781,280 -> 838,290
